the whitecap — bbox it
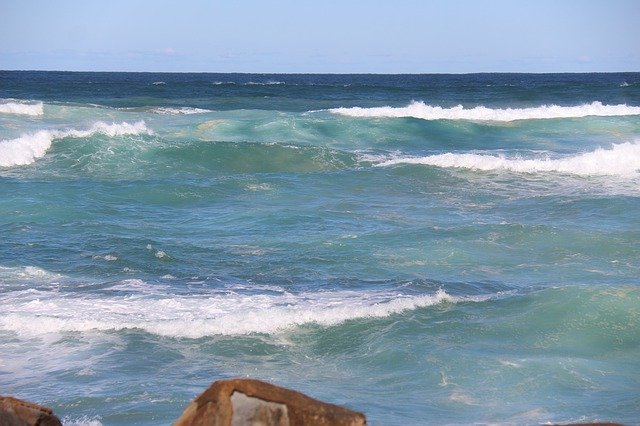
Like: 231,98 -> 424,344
0,99 -> 44,116
330,101 -> 640,122
0,288 -> 490,338
0,121 -> 153,168
373,140 -> 640,178
0,265 -> 62,281
151,107 -> 212,115
245,81 -> 285,86
60,415 -> 103,426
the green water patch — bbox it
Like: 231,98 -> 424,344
154,139 -> 359,175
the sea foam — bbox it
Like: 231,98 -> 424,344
151,106 -> 212,115
0,287 -> 488,338
374,140 -> 640,177
330,101 -> 640,122
0,99 -> 44,116
0,121 -> 152,167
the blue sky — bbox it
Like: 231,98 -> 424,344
1,0 -> 638,73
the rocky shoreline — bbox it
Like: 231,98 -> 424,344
1,379 -> 627,426
1,378 -> 366,426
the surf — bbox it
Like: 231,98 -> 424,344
0,121 -> 152,167
373,140 -> 640,177
0,276 -> 490,338
0,99 -> 44,116
330,101 -> 640,122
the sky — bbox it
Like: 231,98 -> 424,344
1,0 -> 639,73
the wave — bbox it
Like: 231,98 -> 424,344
373,140 -> 640,177
151,106 -> 212,115
246,81 -> 285,86
0,286 -> 489,338
330,101 -> 640,122
0,265 -> 62,282
0,99 -> 44,116
0,121 -> 152,167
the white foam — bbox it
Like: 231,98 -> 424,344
374,140 -> 640,177
330,101 -> 640,122
0,100 -> 44,116
151,107 -> 212,115
246,81 -> 285,85
0,265 -> 61,281
0,287 -> 487,338
61,416 -> 103,426
0,121 -> 152,167
107,279 -> 170,294
0,130 -> 54,167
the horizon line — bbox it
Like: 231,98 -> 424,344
2,69 -> 639,75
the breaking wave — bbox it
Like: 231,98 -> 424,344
374,140 -> 640,177
246,80 -> 285,85
330,101 -> 640,122
0,286 -> 488,338
151,107 -> 212,115
0,99 -> 44,116
0,121 -> 152,167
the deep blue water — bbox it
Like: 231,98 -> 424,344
1,71 -> 639,425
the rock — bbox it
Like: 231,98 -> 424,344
0,396 -> 62,426
174,378 -> 366,426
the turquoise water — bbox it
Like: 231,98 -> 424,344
1,72 -> 639,425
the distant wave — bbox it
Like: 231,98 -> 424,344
373,140 -> 640,177
246,81 -> 285,86
151,107 -> 212,115
0,121 -> 152,167
212,80 -> 286,86
0,99 -> 44,116
152,81 -> 166,85
330,101 -> 640,122
0,283 -> 490,337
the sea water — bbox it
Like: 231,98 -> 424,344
1,71 -> 639,425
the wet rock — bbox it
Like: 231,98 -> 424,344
0,396 -> 62,426
174,378 -> 366,426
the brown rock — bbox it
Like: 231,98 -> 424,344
0,396 -> 62,426
174,378 -> 366,426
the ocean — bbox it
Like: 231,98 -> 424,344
1,71 -> 639,425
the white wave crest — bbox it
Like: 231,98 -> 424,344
246,81 -> 285,86
0,100 -> 44,116
0,265 -> 62,281
151,107 -> 212,115
0,121 -> 152,167
375,141 -> 640,177
0,287 -> 487,338
61,416 -> 103,426
330,101 -> 640,122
